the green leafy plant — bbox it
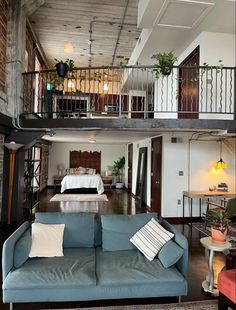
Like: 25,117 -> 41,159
112,156 -> 125,181
202,59 -> 224,74
151,51 -> 178,78
203,209 -> 230,233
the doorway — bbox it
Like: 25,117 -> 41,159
178,46 -> 200,119
128,144 -> 133,192
151,136 -> 162,215
136,147 -> 147,204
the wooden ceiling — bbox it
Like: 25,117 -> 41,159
29,0 -> 141,68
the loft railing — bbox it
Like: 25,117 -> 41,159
22,65 -> 235,120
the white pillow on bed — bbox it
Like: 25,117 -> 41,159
79,166 -> 86,174
87,168 -> 96,175
29,223 -> 65,258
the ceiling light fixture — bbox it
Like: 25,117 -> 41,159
67,80 -> 75,88
64,41 -> 74,53
89,137 -> 96,143
214,140 -> 227,169
103,83 -> 109,91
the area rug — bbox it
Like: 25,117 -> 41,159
43,300 -> 217,310
50,194 -> 108,202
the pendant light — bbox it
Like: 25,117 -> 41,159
215,140 -> 227,169
64,41 -> 74,54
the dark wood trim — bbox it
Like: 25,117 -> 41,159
162,217 -> 203,224
179,45 -> 200,67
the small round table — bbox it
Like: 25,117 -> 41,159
200,236 -> 231,296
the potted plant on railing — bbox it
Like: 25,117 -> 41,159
112,156 -> 125,189
151,51 -> 178,78
54,58 -> 76,78
203,208 -> 230,244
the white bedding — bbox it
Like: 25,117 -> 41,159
61,174 -> 104,195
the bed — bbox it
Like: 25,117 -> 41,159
60,151 -> 104,195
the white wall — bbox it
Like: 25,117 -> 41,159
162,134 -> 236,218
153,31 -> 235,119
48,142 -> 126,185
131,133 -> 236,218
179,32 -> 235,120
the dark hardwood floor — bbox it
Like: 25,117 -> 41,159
0,188 -> 225,309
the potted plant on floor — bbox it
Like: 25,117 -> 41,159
203,208 -> 230,244
112,156 -> 125,189
151,51 -> 178,78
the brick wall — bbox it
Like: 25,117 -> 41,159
0,0 -> 8,93
25,26 -> 34,72
40,144 -> 49,190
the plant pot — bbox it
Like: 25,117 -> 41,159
115,182 -> 123,189
161,66 -> 172,76
56,63 -> 68,78
211,227 -> 227,244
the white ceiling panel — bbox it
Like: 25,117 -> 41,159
155,0 -> 215,29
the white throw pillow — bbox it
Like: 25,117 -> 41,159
130,217 -> 174,261
29,223 -> 65,258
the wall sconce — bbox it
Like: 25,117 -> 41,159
4,141 -> 24,224
214,140 -> 227,170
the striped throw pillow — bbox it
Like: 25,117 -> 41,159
130,217 -> 174,261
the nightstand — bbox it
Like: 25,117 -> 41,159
53,176 -> 64,190
102,176 -> 113,188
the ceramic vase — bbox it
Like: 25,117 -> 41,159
211,227 -> 227,244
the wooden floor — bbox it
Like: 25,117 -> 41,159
0,188 -> 225,310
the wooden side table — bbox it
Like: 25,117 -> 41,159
200,236 -> 231,296
53,176 -> 64,190
102,176 -> 113,188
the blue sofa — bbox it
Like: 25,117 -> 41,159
2,212 -> 188,308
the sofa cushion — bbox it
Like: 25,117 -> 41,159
35,212 -> 95,248
4,248 -> 96,290
14,228 -> 31,268
101,213 -> 157,251
158,240 -> 184,268
29,223 -> 65,258
95,247 -> 186,287
130,218 -> 174,261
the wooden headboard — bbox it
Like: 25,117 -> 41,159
70,151 -> 101,173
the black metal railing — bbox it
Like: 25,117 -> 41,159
22,65 -> 235,120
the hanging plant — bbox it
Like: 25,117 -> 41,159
54,58 -> 76,78
151,51 -> 177,78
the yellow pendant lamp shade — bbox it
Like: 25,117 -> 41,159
215,141 -> 227,170
216,158 -> 228,169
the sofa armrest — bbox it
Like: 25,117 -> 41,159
2,222 -> 30,281
160,219 -> 188,278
